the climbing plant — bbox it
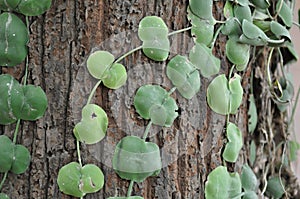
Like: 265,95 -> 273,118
0,1 -> 51,198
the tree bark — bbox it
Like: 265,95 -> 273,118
0,0 -> 299,199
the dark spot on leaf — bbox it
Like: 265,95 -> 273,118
92,113 -> 97,118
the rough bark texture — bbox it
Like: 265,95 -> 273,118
0,0 -> 298,199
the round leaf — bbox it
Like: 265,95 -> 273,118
241,165 -> 257,191
266,176 -> 285,199
134,85 -> 178,127
10,144 -> 30,174
0,12 -> 28,66
138,16 -> 168,41
17,0 -> 52,16
189,0 -> 214,22
189,43 -> 220,78
57,162 -> 84,198
222,122 -> 243,163
112,136 -> 161,182
142,39 -> 170,61
228,74 -> 243,113
74,104 -> 108,144
234,5 -> 252,23
228,172 -> 242,198
226,37 -> 250,67
102,63 -> 127,89
0,193 -> 10,199
149,104 -> 167,126
87,50 -> 115,79
205,166 -> 230,199
80,164 -> 104,194
14,85 -> 48,121
166,55 -> 200,99
0,74 -> 23,125
0,0 -> 20,10
0,135 -> 14,172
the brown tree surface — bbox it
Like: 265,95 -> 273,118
0,0 -> 299,198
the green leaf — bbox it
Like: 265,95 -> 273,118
189,0 -> 214,22
236,0 -> 249,6
57,162 -> 84,198
226,37 -> 250,67
249,140 -> 256,166
223,122 -> 243,163
207,74 -> 243,115
221,18 -> 242,37
243,191 -> 258,199
14,85 -> 48,121
80,164 -> 104,194
138,16 -> 170,61
0,74 -> 23,125
205,166 -> 230,199
270,21 -> 291,41
229,172 -> 242,198
10,144 -> 30,174
0,0 -> 20,10
0,193 -> 10,199
134,85 -> 178,127
276,0 -> 292,27
0,12 -> 28,66
234,5 -> 252,23
0,135 -> 14,172
250,0 -> 270,9
112,136 -> 161,182
266,176 -> 285,199
241,165 -> 257,191
276,79 -> 294,112
289,141 -> 300,162
189,43 -> 220,78
166,55 -> 200,99
16,0 -> 52,16
149,104 -> 167,126
87,50 -> 115,79
224,1 -> 234,19
248,94 -> 258,133
242,20 -> 268,41
102,63 -> 127,89
187,7 -> 214,46
74,104 -> 108,144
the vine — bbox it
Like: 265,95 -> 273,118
0,1 -> 52,198
50,0 -> 300,198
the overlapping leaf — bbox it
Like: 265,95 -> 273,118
226,37 -> 250,69
16,0 -> 52,16
134,85 -> 178,127
57,162 -> 104,197
189,0 -> 214,22
167,55 -> 200,99
74,104 -> 108,144
112,136 -> 161,182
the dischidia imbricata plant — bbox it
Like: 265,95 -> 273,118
0,1 -> 52,198
55,0 -> 300,198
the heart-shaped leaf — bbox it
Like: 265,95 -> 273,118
0,12 -> 28,67
0,0 -> 20,10
234,5 -> 252,23
16,0 -> 52,16
138,16 -> 170,61
102,63 -> 127,89
57,162 -> 104,197
0,135 -> 30,174
189,0 -> 214,22
0,135 -> 14,172
222,122 -> 243,163
248,94 -> 258,133
14,85 -> 48,121
166,55 -> 200,99
241,165 -> 257,191
0,193 -> 10,199
205,166 -> 230,199
189,43 -> 220,78
80,164 -> 104,194
276,0 -> 292,27
207,74 -> 243,115
250,0 -> 270,9
0,74 -> 23,125
187,7 -> 214,46
112,136 -> 161,182
226,37 -> 250,67
87,50 -> 115,79
134,85 -> 178,127
74,104 -> 108,144
10,144 -> 30,174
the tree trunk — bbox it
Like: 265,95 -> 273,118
0,0 -> 299,199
